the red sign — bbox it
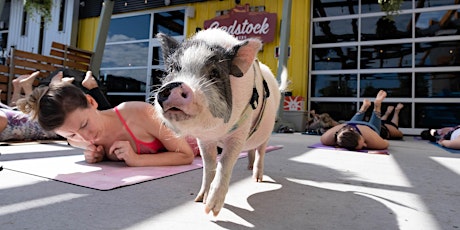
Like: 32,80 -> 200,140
204,4 -> 277,43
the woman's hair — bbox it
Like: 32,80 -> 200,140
17,83 -> 89,131
335,125 -> 361,150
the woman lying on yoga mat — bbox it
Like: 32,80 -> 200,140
1,70 -> 107,142
320,90 -> 389,150
421,126 -> 460,149
17,81 -> 198,167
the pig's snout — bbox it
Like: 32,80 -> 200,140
157,82 -> 193,110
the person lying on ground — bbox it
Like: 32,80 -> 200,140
320,90 -> 389,150
421,126 -> 460,149
17,82 -> 199,167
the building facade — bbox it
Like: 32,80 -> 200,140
2,0 -> 460,134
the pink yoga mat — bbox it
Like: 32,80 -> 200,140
2,144 -> 283,190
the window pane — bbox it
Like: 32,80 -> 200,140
152,10 -> 185,36
416,10 -> 460,38
361,43 -> 412,69
150,68 -> 165,92
361,0 -> 412,14
312,46 -> 358,70
101,69 -> 148,93
415,72 -> 460,97
313,19 -> 358,44
313,0 -> 358,18
102,42 -> 149,68
415,103 -> 460,128
310,102 -> 357,122
415,41 -> 460,67
360,73 -> 412,97
361,15 -> 412,41
107,14 -> 150,42
416,0 -> 458,8
311,74 -> 357,97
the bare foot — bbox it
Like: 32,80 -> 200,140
19,71 -> 39,88
359,99 -> 371,113
50,71 -> 64,86
82,71 -> 98,90
395,103 -> 404,111
385,106 -> 394,114
374,90 -> 387,106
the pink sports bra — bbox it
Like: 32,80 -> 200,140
114,107 -> 165,154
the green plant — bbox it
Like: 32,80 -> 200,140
23,0 -> 53,23
378,0 -> 403,21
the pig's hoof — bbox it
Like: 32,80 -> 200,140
195,192 -> 205,202
253,170 -> 264,182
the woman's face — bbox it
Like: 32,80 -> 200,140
54,106 -> 102,145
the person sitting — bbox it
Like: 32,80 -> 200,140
320,90 -> 389,150
17,82 -> 199,167
421,126 -> 460,149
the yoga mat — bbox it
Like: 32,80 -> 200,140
308,143 -> 389,155
2,144 -> 283,190
429,142 -> 460,154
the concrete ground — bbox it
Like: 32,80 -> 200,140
0,133 -> 459,230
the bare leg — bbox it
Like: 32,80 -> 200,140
391,103 -> 404,126
373,90 -> 387,115
10,77 -> 23,106
359,99 -> 371,113
381,105 -> 394,121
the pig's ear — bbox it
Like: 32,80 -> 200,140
228,38 -> 262,77
156,33 -> 180,61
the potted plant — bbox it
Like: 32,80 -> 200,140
378,0 -> 403,21
23,0 -> 53,23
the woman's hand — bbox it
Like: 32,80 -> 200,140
84,144 -> 105,163
109,141 -> 140,166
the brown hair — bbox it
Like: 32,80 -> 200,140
17,83 -> 89,131
335,125 -> 361,150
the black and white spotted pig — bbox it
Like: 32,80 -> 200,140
154,28 -> 287,216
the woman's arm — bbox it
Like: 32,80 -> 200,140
359,125 -> 389,149
320,124 -> 345,146
439,137 -> 460,150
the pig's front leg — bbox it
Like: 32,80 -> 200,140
251,141 -> 268,182
205,142 -> 244,216
195,143 -> 218,203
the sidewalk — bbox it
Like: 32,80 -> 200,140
0,133 -> 459,230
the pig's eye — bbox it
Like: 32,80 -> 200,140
210,69 -> 220,78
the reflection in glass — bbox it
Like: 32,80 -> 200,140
415,72 -> 460,97
152,46 -> 163,65
153,10 -> 185,36
361,43 -> 412,69
416,0 -> 458,8
361,15 -> 412,41
360,73 -> 411,97
415,41 -> 460,67
310,102 -> 357,122
311,74 -> 357,97
102,42 -> 149,68
100,69 -> 148,93
313,19 -> 358,44
361,0 -> 412,14
415,9 -> 460,38
313,0 -> 358,18
107,14 -> 150,42
312,46 -> 357,70
415,103 -> 460,128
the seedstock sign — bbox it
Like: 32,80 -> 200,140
204,5 -> 277,43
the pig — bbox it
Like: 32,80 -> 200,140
154,28 -> 287,216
